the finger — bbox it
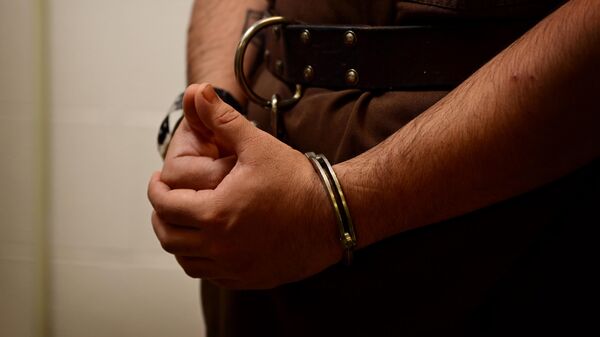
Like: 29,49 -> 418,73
161,155 -> 236,190
165,118 -> 220,159
194,84 -> 260,155
147,171 -> 217,228
151,211 -> 210,256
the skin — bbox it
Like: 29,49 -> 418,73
186,0 -> 266,105
149,0 -> 600,289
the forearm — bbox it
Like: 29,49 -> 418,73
187,0 -> 266,104
337,0 -> 600,248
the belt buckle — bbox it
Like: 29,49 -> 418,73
235,16 -> 303,137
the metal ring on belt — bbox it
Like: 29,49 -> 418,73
235,16 -> 303,110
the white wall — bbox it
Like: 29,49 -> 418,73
0,0 -> 41,335
1,0 -> 205,336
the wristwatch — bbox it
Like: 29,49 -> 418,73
157,93 -> 184,159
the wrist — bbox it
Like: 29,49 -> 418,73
333,160 -> 381,250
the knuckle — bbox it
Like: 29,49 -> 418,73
198,203 -> 225,226
155,230 -> 178,254
152,216 -> 181,254
214,105 -> 241,126
159,176 -> 174,190
147,181 -> 159,208
160,161 -> 176,184
152,202 -> 178,223
161,159 -> 191,188
205,169 -> 225,189
149,194 -> 167,217
152,202 -> 169,219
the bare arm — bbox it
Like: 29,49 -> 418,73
186,0 -> 266,104
337,0 -> 600,249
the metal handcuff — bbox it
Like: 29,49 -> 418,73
234,16 -> 302,138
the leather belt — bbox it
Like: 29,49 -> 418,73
264,21 -> 534,90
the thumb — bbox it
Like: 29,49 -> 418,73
182,84 -> 213,139
194,83 -> 258,154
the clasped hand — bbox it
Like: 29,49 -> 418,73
147,84 -> 340,289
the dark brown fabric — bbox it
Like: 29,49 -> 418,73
203,1 -> 599,336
